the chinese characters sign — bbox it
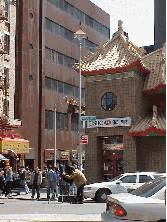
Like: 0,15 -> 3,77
87,117 -> 131,128
0,139 -> 29,154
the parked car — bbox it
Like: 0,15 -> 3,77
101,175 -> 166,222
84,172 -> 165,202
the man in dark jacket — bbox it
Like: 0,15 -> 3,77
30,166 -> 42,200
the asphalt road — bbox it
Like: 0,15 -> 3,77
0,190 -> 106,221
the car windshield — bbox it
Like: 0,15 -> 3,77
131,177 -> 166,198
110,174 -> 123,182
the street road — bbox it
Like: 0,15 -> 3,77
0,192 -> 106,221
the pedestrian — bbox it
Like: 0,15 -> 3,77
5,166 -> 14,197
30,166 -> 42,200
45,165 -> 57,200
0,168 -> 5,195
70,162 -> 78,195
19,166 -> 30,194
54,167 -> 60,198
62,166 -> 87,204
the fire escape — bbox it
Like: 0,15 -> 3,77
0,0 -> 11,135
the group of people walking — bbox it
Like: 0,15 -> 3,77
0,166 -> 30,197
0,166 -> 14,197
0,163 -> 87,204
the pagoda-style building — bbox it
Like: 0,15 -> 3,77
77,21 -> 166,183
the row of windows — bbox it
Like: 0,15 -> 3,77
45,110 -> 68,131
45,18 -> 98,53
4,34 -> 10,55
45,76 -> 85,99
45,47 -> 77,69
46,0 -> 110,38
45,110 -> 78,132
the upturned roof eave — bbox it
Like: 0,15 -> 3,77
80,60 -> 149,76
129,127 -> 166,136
142,84 -> 166,94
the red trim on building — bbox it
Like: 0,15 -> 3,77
129,127 -> 166,136
80,60 -> 149,75
142,84 -> 166,94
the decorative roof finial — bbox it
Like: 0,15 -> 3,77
118,20 -> 123,35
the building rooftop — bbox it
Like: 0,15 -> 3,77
75,20 -> 149,75
129,106 -> 166,136
142,43 -> 166,94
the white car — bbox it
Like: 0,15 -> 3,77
101,175 -> 166,221
84,172 -> 164,202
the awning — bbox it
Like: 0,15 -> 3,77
0,137 -> 29,154
129,106 -> 166,136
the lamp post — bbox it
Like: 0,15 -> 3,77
54,97 -> 69,168
74,25 -> 86,171
54,103 -> 57,168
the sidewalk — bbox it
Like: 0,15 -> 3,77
0,191 -> 55,201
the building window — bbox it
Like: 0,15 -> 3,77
56,112 -> 68,131
45,110 -> 68,131
4,2 -> 9,17
4,34 -> 10,54
101,92 -> 117,111
45,77 -> 51,89
45,76 -> 85,99
45,0 -> 110,38
29,13 -> 33,19
45,110 -> 55,130
29,44 -> 33,50
45,18 -> 97,53
45,47 -> 78,69
71,113 -> 78,132
29,75 -> 33,82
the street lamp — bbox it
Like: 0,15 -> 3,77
54,97 -> 69,168
74,25 -> 86,171
54,103 -> 57,168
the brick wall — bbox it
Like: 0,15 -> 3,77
85,71 -> 150,183
136,136 -> 166,172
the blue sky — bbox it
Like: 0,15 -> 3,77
90,0 -> 154,48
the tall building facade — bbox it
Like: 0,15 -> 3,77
15,0 -> 110,170
154,0 -> 166,50
0,0 -> 29,171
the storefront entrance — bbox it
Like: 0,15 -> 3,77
102,136 -> 123,181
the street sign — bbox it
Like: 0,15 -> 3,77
81,135 -> 88,144
81,116 -> 96,121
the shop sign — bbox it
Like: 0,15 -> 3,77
59,151 -> 69,160
103,143 -> 123,150
45,149 -> 55,161
71,150 -> 78,161
87,117 -> 131,128
0,139 -> 29,154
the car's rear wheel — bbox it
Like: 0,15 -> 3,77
95,189 -> 111,203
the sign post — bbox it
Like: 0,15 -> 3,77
81,135 -> 88,144
81,116 -> 96,121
